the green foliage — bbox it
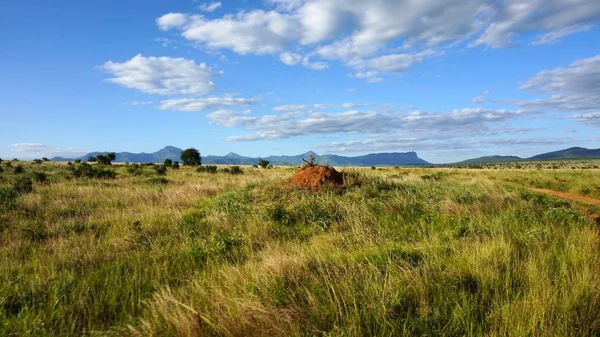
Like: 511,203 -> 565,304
171,161 -> 180,169
13,165 -> 24,174
163,159 -> 173,167
197,165 -> 217,173
87,156 -> 96,162
154,165 -> 167,176
70,162 -> 116,179
42,157 -> 49,162
0,186 -> 18,211
95,154 -> 113,165
258,159 -> 270,168
13,176 -> 33,194
181,148 -> 201,166
74,159 -> 81,164
32,171 -> 48,183
33,159 -> 43,164
125,164 -> 144,176
229,166 -> 243,175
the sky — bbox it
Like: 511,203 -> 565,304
1,0 -> 599,164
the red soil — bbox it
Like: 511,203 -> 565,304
291,165 -> 344,190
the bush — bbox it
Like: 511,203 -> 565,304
13,165 -> 24,174
13,176 -> 33,194
371,166 -> 376,170
258,159 -> 270,168
163,159 -> 173,167
229,166 -> 243,175
126,164 -> 144,176
96,153 -> 114,165
0,187 -> 18,211
181,148 -> 201,166
154,165 -> 167,176
87,156 -> 96,162
32,172 -> 48,183
70,163 -> 116,179
172,161 -> 180,170
33,159 -> 43,164
74,159 -> 81,164
42,157 -> 49,162
197,165 -> 218,173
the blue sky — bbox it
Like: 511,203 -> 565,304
1,0 -> 599,163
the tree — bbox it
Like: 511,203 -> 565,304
258,159 -> 270,168
164,159 -> 173,167
181,148 -> 201,166
96,152 -> 116,165
107,152 -> 116,161
88,156 -> 96,162
42,157 -> 49,162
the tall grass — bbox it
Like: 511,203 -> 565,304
0,162 -> 599,336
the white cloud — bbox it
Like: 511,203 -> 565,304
517,54 -> 600,111
10,143 -> 87,157
198,2 -> 222,13
156,1 -> 600,79
573,112 -> 600,127
279,52 -> 328,70
272,104 -> 307,112
159,96 -> 256,112
472,90 -> 489,103
101,54 -> 219,95
208,106 -> 536,141
127,101 -> 154,106
348,50 -> 443,73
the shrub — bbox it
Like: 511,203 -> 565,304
371,166 -> 376,170
87,156 -> 96,162
258,159 -> 270,168
0,158 -> 2,164
126,164 -> 144,176
74,159 -> 81,164
172,161 -> 180,169
33,159 -> 43,164
0,187 -> 18,211
70,163 -> 116,179
96,154 -> 113,165
42,157 -> 49,162
13,165 -> 24,174
163,159 -> 173,167
154,165 -> 167,176
229,166 -> 243,175
32,172 -> 48,183
181,148 -> 201,166
197,165 -> 218,173
6,162 -> 11,168
13,176 -> 33,194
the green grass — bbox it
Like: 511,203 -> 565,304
0,161 -> 599,336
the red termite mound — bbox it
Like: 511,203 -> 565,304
291,165 -> 344,190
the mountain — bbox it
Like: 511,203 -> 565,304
528,147 -> 600,160
456,147 -> 600,164
456,155 -> 523,165
51,147 -> 431,166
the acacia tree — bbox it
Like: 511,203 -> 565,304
258,159 -> 270,168
180,148 -> 201,166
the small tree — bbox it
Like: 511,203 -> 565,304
172,161 -> 180,169
88,156 -> 96,162
96,155 -> 111,165
42,157 -> 49,162
74,159 -> 82,164
0,158 -> 3,165
164,159 -> 173,167
258,159 -> 270,168
34,159 -> 43,164
181,148 -> 201,166
107,152 -> 116,161
13,165 -> 24,174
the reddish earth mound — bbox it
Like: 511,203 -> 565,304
291,165 -> 344,190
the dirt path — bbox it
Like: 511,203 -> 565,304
526,188 -> 600,224
527,188 -> 600,207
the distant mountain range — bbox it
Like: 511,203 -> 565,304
456,147 -> 600,164
52,147 -> 431,166
51,146 -> 600,166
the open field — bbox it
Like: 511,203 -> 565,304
1,160 -> 600,336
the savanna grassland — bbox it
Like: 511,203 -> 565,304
1,159 -> 600,336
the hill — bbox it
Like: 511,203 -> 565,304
528,147 -> 600,160
456,155 -> 523,165
52,147 -> 431,166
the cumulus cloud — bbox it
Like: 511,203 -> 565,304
159,96 -> 256,112
156,0 -> 600,80
101,54 -> 219,95
272,104 -> 307,112
517,54 -> 600,111
198,2 -> 222,13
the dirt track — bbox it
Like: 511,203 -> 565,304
527,188 -> 600,224
528,188 -> 600,207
